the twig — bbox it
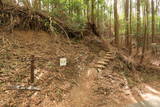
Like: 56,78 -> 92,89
53,21 -> 71,45
6,85 -> 41,91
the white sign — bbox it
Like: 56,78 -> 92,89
60,58 -> 67,66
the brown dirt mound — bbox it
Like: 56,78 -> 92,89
0,30 -> 96,107
0,2 -> 88,38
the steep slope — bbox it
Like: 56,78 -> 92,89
0,30 -> 160,107
0,30 -> 97,107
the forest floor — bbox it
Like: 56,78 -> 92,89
0,30 -> 160,107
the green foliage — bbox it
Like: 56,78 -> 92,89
8,0 -> 160,36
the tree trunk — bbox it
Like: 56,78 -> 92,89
129,0 -> 132,55
0,0 -> 3,6
146,0 -> 149,50
114,0 -> 119,46
68,0 -> 71,15
151,0 -> 155,43
109,7 -> 112,37
125,0 -> 129,47
136,0 -> 141,53
86,0 -> 90,23
91,0 -> 95,25
141,0 -> 149,63
90,0 -> 99,36
96,2 -> 100,28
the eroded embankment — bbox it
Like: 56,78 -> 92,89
0,30 -> 160,107
0,30 -> 99,107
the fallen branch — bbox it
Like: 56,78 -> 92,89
6,85 -> 41,91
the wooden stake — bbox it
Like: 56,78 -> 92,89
30,55 -> 35,83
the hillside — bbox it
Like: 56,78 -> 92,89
0,0 -> 160,107
0,30 -> 160,107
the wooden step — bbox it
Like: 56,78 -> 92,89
106,51 -> 114,54
96,68 -> 102,72
104,56 -> 115,60
103,59 -> 110,63
96,60 -> 108,65
95,64 -> 106,69
105,53 -> 112,57
106,52 -> 116,56
99,59 -> 110,64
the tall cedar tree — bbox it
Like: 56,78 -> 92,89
114,0 -> 119,45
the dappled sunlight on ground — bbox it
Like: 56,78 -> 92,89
151,59 -> 160,67
123,77 -> 138,103
145,85 -> 160,96
127,84 -> 160,107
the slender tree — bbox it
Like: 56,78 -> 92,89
0,0 -> 3,6
141,0 -> 149,63
129,0 -> 132,35
151,0 -> 155,42
114,0 -> 119,45
125,0 -> 129,47
109,6 -> 113,37
96,0 -> 100,27
86,0 -> 90,23
146,0 -> 149,50
91,0 -> 95,25
136,0 -> 141,52
129,0 -> 132,55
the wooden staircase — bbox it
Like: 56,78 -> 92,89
94,51 -> 116,72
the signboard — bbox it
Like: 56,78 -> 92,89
60,58 -> 67,66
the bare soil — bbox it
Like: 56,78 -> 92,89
0,30 -> 160,107
0,30 -> 97,106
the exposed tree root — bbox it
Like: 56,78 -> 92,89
0,2 -> 89,38
117,53 -> 160,72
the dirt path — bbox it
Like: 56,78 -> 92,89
54,61 -> 98,107
54,50 -> 143,107
69,52 -> 116,107
65,68 -> 97,107
127,82 -> 160,107
54,51 -> 117,107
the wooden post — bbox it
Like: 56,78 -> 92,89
30,55 -> 35,83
